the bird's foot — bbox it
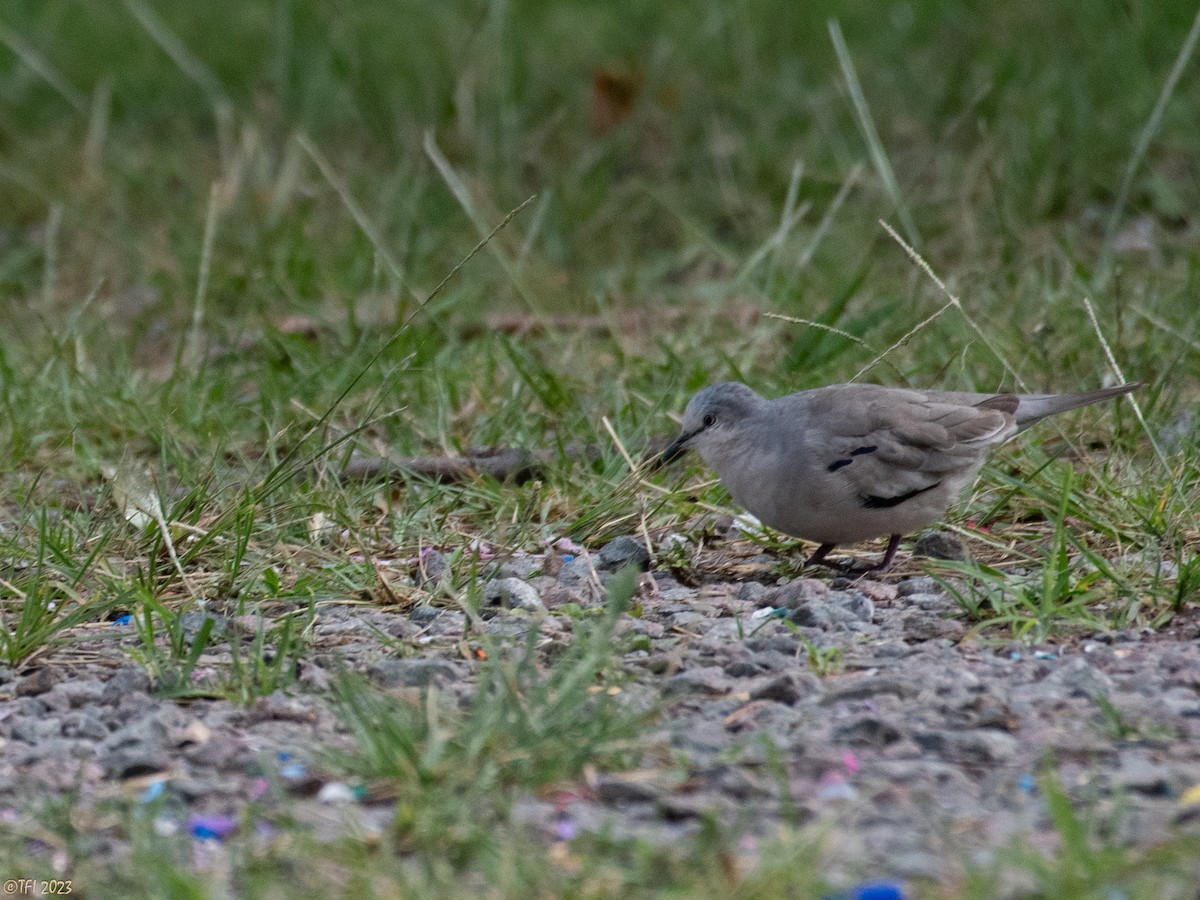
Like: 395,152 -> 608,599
804,542 -> 840,569
804,535 -> 902,575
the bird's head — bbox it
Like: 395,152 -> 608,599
657,381 -> 763,467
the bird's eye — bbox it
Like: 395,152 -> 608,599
702,413 -> 716,428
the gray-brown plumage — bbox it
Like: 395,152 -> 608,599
660,380 -> 1140,571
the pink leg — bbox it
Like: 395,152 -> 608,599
806,535 -> 902,573
869,533 -> 903,572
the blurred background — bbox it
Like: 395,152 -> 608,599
0,0 -> 1193,460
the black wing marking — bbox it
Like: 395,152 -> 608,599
859,481 -> 942,510
827,445 -> 879,473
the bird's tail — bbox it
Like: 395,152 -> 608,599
1013,382 -> 1141,430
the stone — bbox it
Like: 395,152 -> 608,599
896,576 -> 942,597
556,558 -> 596,587
540,584 -> 595,609
762,579 -> 828,609
596,535 -> 651,572
903,593 -> 960,613
54,678 -> 105,708
713,765 -> 775,800
99,716 -> 171,778
671,719 -> 735,756
483,614 -> 537,639
487,556 -> 543,581
183,728 -> 246,771
667,611 -> 706,629
871,642 -> 917,659
1040,658 -> 1115,699
745,634 -> 801,655
658,585 -> 698,603
409,605 -> 440,626
781,588 -> 873,629
173,775 -> 227,802
831,716 -> 904,747
913,729 -> 1019,764
737,582 -> 767,603
10,717 -> 62,744
750,672 -> 818,705
101,667 -> 152,704
823,677 -> 921,704
417,549 -> 450,585
15,668 -> 55,697
483,577 -> 546,613
658,792 -> 724,821
61,710 -> 109,741
900,611 -> 966,643
666,667 -> 731,696
246,696 -> 318,723
788,599 -> 857,629
1111,753 -> 1175,796
833,591 -> 875,623
317,782 -> 358,803
858,581 -> 899,603
724,660 -> 762,678
912,529 -> 969,561
181,611 -> 228,642
595,774 -> 665,804
367,658 -> 459,689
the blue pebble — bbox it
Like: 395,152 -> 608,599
138,780 -> 167,803
824,884 -> 906,900
853,884 -> 905,900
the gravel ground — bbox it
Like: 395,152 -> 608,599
2,532 -> 1198,892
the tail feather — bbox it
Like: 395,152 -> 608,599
1013,382 -> 1141,430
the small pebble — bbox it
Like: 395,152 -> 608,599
188,814 -> 238,841
317,782 -> 358,804
483,577 -> 546,613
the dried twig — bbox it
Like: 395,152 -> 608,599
339,438 -> 674,484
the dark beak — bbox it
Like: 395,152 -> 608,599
651,430 -> 696,470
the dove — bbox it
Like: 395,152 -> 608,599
659,380 -> 1140,571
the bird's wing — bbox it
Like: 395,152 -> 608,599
807,387 -> 1017,504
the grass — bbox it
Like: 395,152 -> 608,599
331,571 -> 647,872
1,0 -> 1199,895
951,773 -> 1200,900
